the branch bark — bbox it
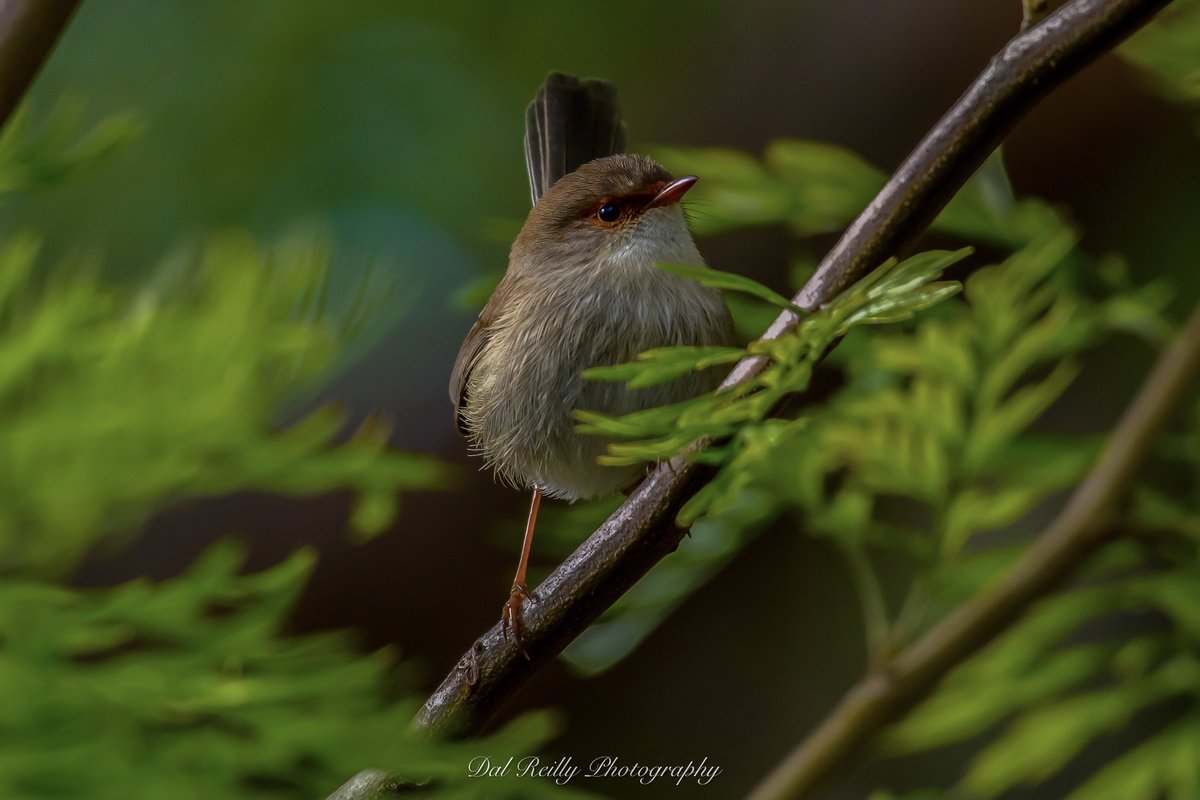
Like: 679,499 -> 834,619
0,0 -> 81,128
747,303 -> 1200,799
410,0 -> 1174,742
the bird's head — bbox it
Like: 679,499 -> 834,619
511,154 -> 700,274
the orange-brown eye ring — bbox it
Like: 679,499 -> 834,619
596,203 -> 620,223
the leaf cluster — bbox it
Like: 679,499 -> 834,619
886,423 -> 1200,799
859,9 -> 1200,795
0,99 -> 141,197
1121,0 -> 1200,110
577,250 -> 966,473
0,230 -> 446,575
656,142 -> 1057,248
0,542 -> 580,800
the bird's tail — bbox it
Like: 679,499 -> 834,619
523,72 -> 628,206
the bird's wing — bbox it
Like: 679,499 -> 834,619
523,71 -> 627,205
449,308 -> 493,436
449,274 -> 521,435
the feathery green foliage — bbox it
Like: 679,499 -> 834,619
576,249 -> 967,470
1121,0 -> 1200,108
0,542 -> 579,800
0,99 -> 141,197
848,8 -> 1200,795
885,416 -> 1200,799
655,143 -> 1058,248
0,231 -> 446,575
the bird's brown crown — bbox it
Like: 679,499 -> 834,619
525,154 -> 674,231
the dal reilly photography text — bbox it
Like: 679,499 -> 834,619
466,755 -> 723,788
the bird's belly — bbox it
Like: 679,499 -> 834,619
465,276 -> 730,500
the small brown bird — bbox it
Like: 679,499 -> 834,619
449,73 -> 733,639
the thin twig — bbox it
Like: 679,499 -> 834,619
408,0 -> 1173,743
0,0 -> 82,128
747,304 -> 1200,800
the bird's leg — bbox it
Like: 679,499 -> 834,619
501,485 -> 541,648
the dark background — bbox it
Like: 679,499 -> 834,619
13,1 -> 1198,796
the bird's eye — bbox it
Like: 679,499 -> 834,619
596,203 -> 620,223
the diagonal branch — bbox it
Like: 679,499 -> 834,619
410,0 -> 1174,741
0,0 -> 81,128
747,304 -> 1200,799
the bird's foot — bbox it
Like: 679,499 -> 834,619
501,582 -> 535,658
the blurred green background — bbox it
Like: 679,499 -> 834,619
5,1 -> 1198,797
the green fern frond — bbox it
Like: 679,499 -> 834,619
0,233 -> 446,574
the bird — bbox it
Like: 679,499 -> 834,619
449,72 -> 734,641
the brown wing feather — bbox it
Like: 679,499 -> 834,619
449,273 -> 524,435
449,298 -> 497,435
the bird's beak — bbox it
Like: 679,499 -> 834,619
644,176 -> 698,210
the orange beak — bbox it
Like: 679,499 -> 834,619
644,176 -> 699,210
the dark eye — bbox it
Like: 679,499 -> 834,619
596,203 -> 620,223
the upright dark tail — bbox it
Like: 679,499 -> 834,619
523,72 -> 628,206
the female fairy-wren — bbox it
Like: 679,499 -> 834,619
449,72 -> 733,639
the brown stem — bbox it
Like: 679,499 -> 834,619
0,0 -> 82,128
747,304 -> 1200,799
409,0 -> 1174,743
